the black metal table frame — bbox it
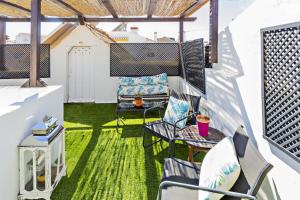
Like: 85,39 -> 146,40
116,101 -> 166,131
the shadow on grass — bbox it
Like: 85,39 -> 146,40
52,103 -> 118,199
142,131 -> 197,200
52,103 -> 205,200
52,128 -> 101,199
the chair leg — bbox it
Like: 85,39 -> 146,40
168,140 -> 174,157
116,112 -> 120,131
142,128 -> 146,147
167,139 -> 177,157
142,128 -> 163,148
173,143 -> 176,157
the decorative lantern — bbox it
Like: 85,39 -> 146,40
18,125 -> 66,200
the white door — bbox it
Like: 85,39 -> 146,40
68,46 -> 95,102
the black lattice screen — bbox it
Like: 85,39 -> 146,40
262,22 -> 300,162
110,43 -> 180,76
0,44 -> 50,79
181,39 -> 206,94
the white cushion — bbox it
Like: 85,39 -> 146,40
198,137 -> 241,200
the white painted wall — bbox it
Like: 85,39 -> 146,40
182,1 -> 300,199
44,26 -> 107,102
0,86 -> 63,200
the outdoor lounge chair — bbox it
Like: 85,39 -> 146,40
142,90 -> 201,153
157,125 -> 273,200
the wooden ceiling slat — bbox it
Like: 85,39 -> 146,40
0,0 -> 205,17
63,0 -> 109,16
98,0 -> 118,18
48,0 -> 83,16
6,0 -> 74,17
0,17 -> 197,22
0,1 -> 31,15
109,0 -> 144,16
153,0 -> 198,16
180,0 -> 209,17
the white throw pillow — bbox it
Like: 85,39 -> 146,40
198,137 -> 241,200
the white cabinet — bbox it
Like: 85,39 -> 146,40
18,126 -> 66,200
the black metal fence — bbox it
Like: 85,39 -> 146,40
261,22 -> 300,162
181,39 -> 206,94
0,44 -> 50,79
110,43 -> 181,76
110,41 -> 206,94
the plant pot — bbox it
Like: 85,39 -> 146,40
196,115 -> 210,137
133,97 -> 144,108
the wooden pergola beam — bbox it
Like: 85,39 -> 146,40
29,0 -> 41,87
179,21 -> 184,42
147,0 -> 158,18
209,0 -> 218,63
0,1 -> 31,15
99,0 -> 118,18
0,19 -> 5,72
0,17 -> 197,22
180,0 -> 208,18
0,20 -> 5,44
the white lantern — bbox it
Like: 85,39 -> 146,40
18,125 -> 66,200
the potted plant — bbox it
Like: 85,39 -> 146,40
133,94 -> 144,108
196,114 -> 210,137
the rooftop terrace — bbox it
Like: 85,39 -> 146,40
0,1 -> 300,200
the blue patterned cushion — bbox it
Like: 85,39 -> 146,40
118,73 -> 168,86
163,96 -> 190,128
118,84 -> 168,95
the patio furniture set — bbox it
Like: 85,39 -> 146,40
116,73 -> 273,200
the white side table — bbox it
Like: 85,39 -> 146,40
18,125 -> 66,200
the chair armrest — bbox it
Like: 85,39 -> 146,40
174,111 -> 201,128
173,111 -> 201,135
158,181 -> 256,200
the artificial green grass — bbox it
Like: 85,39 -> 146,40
51,103 -> 204,200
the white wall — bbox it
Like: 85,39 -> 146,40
182,1 -> 300,199
45,26 -> 111,103
0,86 -> 63,200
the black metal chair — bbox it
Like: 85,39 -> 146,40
142,90 -> 201,154
157,125 -> 273,200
